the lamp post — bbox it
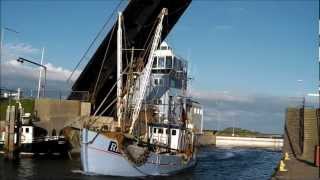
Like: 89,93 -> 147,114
297,79 -> 305,107
17,57 -> 47,98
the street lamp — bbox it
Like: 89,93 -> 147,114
16,57 -> 47,98
297,79 -> 305,108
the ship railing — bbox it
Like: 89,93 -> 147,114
31,135 -> 65,143
5,89 -> 91,102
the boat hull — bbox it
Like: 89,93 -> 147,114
81,128 -> 196,177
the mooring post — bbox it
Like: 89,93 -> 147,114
4,106 -> 10,156
15,102 -> 23,159
4,105 -> 21,160
5,105 -> 16,160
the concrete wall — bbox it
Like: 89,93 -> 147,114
34,99 -> 91,135
285,108 -> 303,156
216,136 -> 283,150
300,109 -> 319,163
197,131 -> 216,146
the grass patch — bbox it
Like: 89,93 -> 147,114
216,127 -> 262,137
0,98 -> 35,121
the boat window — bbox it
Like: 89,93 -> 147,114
154,98 -> 162,105
153,128 -> 157,133
160,46 -> 167,50
170,79 -> 175,88
158,78 -> 163,86
154,78 -> 159,86
158,57 -> 165,68
166,129 -> 169,134
172,129 -> 176,136
178,60 -> 182,70
174,57 -> 179,69
152,57 -> 157,68
158,128 -> 163,134
154,78 -> 163,86
25,128 -> 29,133
166,56 -> 172,68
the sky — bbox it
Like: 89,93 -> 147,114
1,0 -> 319,133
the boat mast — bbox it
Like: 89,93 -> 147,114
117,12 -> 123,128
129,8 -> 168,135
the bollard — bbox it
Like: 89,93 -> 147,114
279,160 -> 288,172
284,152 -> 290,161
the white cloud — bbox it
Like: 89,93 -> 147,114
1,60 -> 80,82
191,90 -> 254,103
44,62 -> 81,81
5,42 -> 40,55
1,42 -> 81,82
189,89 -> 311,133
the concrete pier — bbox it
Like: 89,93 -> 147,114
197,130 -> 216,146
272,108 -> 319,179
216,136 -> 283,150
197,130 -> 283,150
33,99 -> 91,135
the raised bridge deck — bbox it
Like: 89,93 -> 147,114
69,0 -> 192,116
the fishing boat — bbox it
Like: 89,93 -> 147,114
80,7 -> 203,177
0,111 -> 69,155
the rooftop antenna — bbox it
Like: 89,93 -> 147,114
187,48 -> 193,97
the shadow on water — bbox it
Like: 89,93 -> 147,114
0,147 -> 281,180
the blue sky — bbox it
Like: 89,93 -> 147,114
2,0 -> 318,96
1,0 -> 319,133
169,0 -> 319,96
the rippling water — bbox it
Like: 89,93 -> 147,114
0,147 -> 281,180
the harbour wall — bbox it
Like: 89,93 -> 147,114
282,108 -> 319,163
34,99 -> 91,135
272,108 -> 319,179
215,136 -> 283,150
197,130 -> 283,150
197,130 -> 216,146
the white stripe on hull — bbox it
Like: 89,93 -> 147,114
81,128 -> 196,177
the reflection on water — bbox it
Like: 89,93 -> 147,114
0,147 -> 281,180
